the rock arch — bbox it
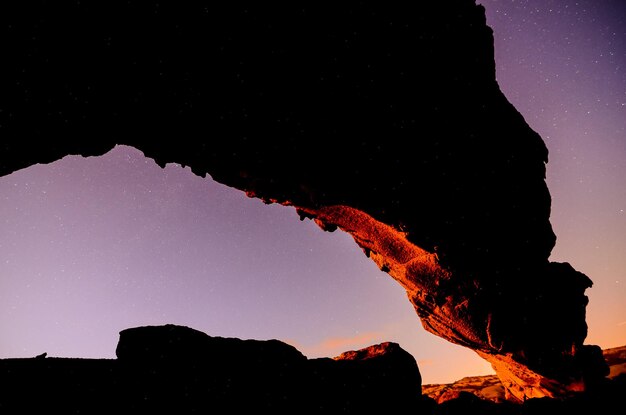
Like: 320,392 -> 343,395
1,1 -> 607,401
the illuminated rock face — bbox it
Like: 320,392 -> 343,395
1,1 -> 608,400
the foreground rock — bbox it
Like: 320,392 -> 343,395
604,345 -> 626,379
0,327 -> 624,414
0,325 -> 422,413
115,325 -> 423,412
424,374 -> 506,404
1,1 -> 608,399
424,345 -> 626,404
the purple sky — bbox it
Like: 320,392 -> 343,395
480,0 -> 626,350
1,0 -> 624,384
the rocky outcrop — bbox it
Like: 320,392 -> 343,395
114,325 -> 422,412
603,345 -> 626,379
425,345 -> 626,404
1,1 -> 608,400
0,332 -> 623,414
330,342 -> 422,406
424,374 -> 506,404
0,325 -> 423,413
116,324 -> 305,367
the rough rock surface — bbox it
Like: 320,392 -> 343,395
1,1 -> 608,400
424,375 -> 506,404
424,345 -> 626,404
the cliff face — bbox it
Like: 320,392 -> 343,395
0,1 -> 607,400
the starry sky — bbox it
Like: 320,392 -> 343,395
1,0 -> 624,384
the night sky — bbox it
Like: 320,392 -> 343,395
1,0 -> 624,384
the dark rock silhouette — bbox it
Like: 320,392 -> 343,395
115,325 -> 308,413
0,1 -> 609,399
0,327 -> 624,413
0,325 -> 423,413
317,341 -> 423,412
116,324 -> 305,366
332,341 -> 422,397
114,325 -> 422,413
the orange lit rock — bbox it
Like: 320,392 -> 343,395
1,1 -> 608,401
334,342 -> 418,365
296,205 -> 607,401
423,374 -> 506,404
424,345 -> 626,404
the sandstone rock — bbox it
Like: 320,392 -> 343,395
424,345 -> 626,404
0,1 -> 607,399
423,374 -> 506,404
603,345 -> 626,379
334,341 -> 415,363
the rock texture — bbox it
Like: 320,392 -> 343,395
424,374 -> 506,404
604,346 -> 626,379
1,1 -> 608,400
424,345 -> 626,404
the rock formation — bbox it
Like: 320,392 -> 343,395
604,346 -> 626,379
424,374 -> 507,404
1,1 -> 608,400
331,342 -> 422,402
0,324 -> 424,413
1,328 -> 624,413
424,345 -> 626,404
116,324 -> 305,367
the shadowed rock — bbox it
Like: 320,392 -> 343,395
0,327 -> 624,413
116,324 -> 305,367
117,325 -> 424,412
319,342 -> 423,411
0,1 -> 608,399
0,324 -> 424,413
333,341 -> 422,395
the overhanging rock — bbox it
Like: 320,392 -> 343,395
1,1 -> 608,401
